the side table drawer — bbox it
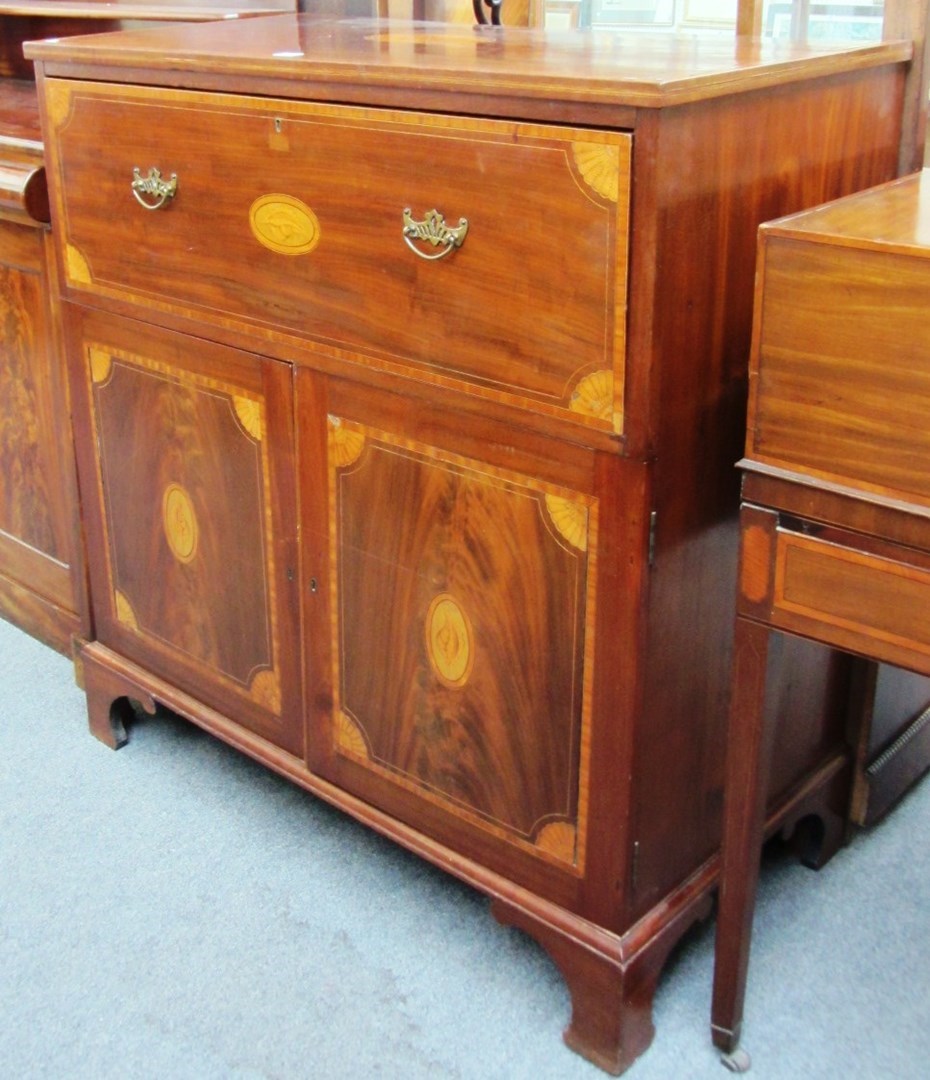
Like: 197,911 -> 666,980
44,80 -> 631,434
739,505 -> 930,675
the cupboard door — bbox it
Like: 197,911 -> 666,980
0,220 -> 79,648
304,380 -> 600,883
69,308 -> 301,755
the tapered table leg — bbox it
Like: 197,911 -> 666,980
712,616 -> 782,1061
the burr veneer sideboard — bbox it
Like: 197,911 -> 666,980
25,16 -> 914,1073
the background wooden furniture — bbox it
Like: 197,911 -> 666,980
712,168 -> 930,1066
0,80 -> 77,650
0,0 -> 296,651
736,0 -> 929,175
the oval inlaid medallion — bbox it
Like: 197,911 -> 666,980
249,193 -> 321,256
162,483 -> 198,564
426,594 -> 474,689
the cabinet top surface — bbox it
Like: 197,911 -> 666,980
764,169 -> 930,259
0,0 -> 292,16
23,14 -> 911,109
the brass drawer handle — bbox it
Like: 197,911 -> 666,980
131,166 -> 178,210
402,208 -> 468,261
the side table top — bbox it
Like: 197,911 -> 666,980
761,168 -> 930,259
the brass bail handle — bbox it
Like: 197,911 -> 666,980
402,208 -> 469,261
131,166 -> 178,211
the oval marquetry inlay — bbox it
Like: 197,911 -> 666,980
249,193 -> 321,256
572,143 -> 620,203
162,483 -> 198,564
426,594 -> 474,689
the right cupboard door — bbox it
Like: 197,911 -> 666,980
299,372 -> 611,899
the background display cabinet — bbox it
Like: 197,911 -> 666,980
25,13 -> 915,1074
0,76 -> 76,649
0,1 -> 296,651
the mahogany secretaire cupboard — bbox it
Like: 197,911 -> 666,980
23,14 -> 912,1073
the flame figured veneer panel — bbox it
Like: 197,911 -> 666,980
74,313 -> 301,754
327,420 -> 596,870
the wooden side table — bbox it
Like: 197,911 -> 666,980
711,169 -> 930,1066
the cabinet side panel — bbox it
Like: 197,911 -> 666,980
628,67 -> 903,919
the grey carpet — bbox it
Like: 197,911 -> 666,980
1,614 -> 928,1079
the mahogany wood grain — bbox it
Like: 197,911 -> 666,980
331,428 -> 587,845
0,216 -> 80,648
0,159 -> 48,223
0,82 -> 43,141
711,617 -> 782,1054
883,0 -> 930,173
620,67 -> 902,925
300,365 -> 616,907
2,17 -> 122,78
715,171 -> 930,1063
28,16 -> 919,1076
48,81 -> 629,433
749,174 -> 930,505
2,0 -> 296,644
24,17 -> 912,113
66,304 -> 303,754
494,886 -> 714,1076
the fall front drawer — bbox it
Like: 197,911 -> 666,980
44,80 -> 631,432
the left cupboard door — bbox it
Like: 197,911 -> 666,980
67,306 -> 303,757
